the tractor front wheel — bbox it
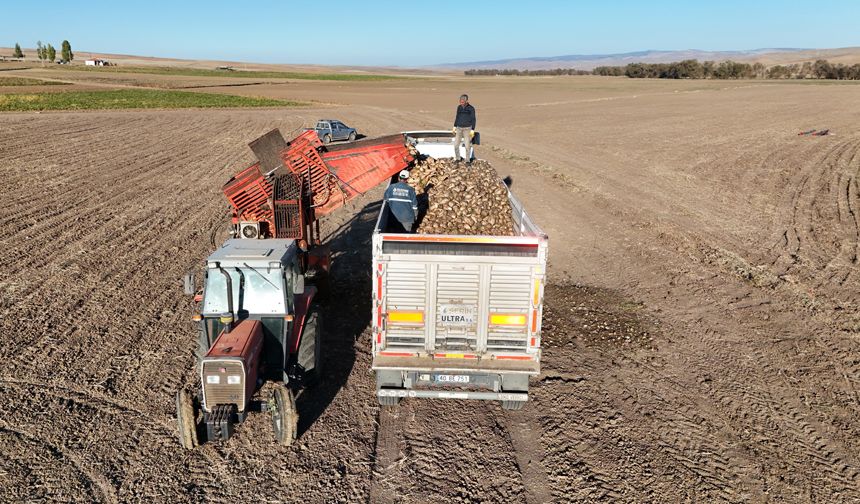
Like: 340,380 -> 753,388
271,384 -> 298,446
176,390 -> 198,449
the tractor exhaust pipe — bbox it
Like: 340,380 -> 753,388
216,262 -> 234,332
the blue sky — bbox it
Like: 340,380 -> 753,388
1,0 -> 858,66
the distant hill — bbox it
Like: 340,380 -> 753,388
438,48 -> 860,71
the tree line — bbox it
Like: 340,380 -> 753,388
463,68 -> 590,76
467,59 -> 860,80
10,40 -> 73,63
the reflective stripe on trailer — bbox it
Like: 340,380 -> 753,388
434,353 -> 478,359
495,355 -> 535,361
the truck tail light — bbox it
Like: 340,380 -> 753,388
388,311 -> 424,323
489,314 -> 527,326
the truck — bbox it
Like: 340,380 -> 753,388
311,119 -> 358,144
176,129 -> 414,448
371,132 -> 548,410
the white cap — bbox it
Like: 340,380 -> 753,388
399,170 -> 409,179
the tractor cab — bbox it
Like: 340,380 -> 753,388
198,238 -> 302,376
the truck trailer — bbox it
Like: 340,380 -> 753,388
371,132 -> 548,410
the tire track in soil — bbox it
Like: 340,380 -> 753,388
771,136 -> 860,300
369,406 -> 407,504
0,423 -> 118,503
0,427 -> 105,503
501,408 -> 553,504
405,401 -> 526,503
622,219 -> 860,501
0,380 -> 224,503
535,281 -> 857,502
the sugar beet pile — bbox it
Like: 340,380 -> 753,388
406,157 -> 515,236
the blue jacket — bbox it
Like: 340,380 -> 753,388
384,181 -> 418,224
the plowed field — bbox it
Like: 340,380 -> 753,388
2,75 -> 860,503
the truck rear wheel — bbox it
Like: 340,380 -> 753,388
323,134 -> 332,144
271,384 -> 298,446
501,400 -> 525,411
175,390 -> 198,449
378,395 -> 401,407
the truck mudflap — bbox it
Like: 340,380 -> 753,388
377,388 -> 527,402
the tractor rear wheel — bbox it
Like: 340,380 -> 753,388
297,305 -> 323,385
271,384 -> 298,446
176,390 -> 198,449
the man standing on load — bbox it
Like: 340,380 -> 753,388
384,170 -> 419,233
453,94 -> 476,165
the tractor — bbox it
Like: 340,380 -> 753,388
176,128 -> 413,448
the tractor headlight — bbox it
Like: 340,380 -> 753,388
227,375 -> 241,385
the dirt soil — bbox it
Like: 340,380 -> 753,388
2,75 -> 860,503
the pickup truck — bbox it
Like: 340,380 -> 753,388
312,119 -> 357,144
371,131 -> 547,410
402,129 -> 480,161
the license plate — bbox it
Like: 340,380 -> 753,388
438,304 -> 477,326
435,374 -> 470,383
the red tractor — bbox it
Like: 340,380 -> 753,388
176,129 -> 413,448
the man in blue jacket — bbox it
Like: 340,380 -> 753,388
384,170 -> 418,233
453,94 -> 476,165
